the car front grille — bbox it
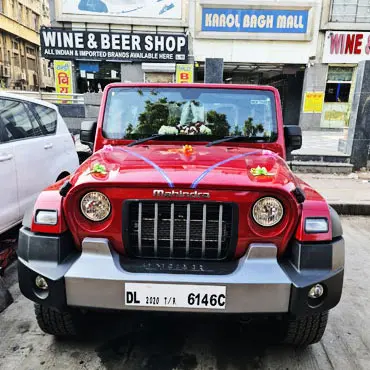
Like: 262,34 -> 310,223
124,201 -> 235,260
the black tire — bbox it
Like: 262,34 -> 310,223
34,304 -> 83,337
281,311 -> 329,347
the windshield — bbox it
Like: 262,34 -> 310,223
102,87 -> 278,142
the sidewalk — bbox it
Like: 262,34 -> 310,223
297,173 -> 370,215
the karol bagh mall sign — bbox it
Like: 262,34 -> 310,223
40,28 -> 188,63
323,31 -> 370,64
201,8 -> 309,33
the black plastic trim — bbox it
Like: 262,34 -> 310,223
330,206 -> 343,238
59,180 -> 73,197
18,261 -> 67,309
280,260 -> 344,317
18,227 -> 75,264
288,237 -> 343,271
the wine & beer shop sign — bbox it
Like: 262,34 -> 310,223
40,28 -> 188,63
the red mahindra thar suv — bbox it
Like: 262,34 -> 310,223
18,83 -> 344,347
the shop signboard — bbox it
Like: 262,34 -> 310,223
41,28 -> 188,63
303,92 -> 324,113
54,60 -> 73,103
323,31 -> 370,64
176,64 -> 194,83
201,8 -> 309,34
61,0 -> 182,20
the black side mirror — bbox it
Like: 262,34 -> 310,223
80,121 -> 97,150
284,125 -> 302,152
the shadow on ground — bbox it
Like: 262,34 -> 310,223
53,312 -> 303,370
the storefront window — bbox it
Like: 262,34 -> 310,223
76,62 -> 121,93
324,67 -> 353,103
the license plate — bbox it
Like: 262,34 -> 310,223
125,283 -> 226,310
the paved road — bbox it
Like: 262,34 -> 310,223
0,217 -> 369,370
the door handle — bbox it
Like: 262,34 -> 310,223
0,154 -> 13,162
44,143 -> 53,149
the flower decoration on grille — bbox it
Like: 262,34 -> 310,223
250,166 -> 273,176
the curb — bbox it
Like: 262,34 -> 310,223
329,203 -> 370,216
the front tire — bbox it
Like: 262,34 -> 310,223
281,311 -> 329,347
34,304 -> 83,337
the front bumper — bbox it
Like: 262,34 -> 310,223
17,228 -> 344,316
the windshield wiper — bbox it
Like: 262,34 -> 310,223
127,134 -> 165,147
206,135 -> 267,147
206,136 -> 245,147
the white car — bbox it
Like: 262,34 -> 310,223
0,92 -> 79,234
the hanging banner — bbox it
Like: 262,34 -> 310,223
54,60 -> 73,103
176,64 -> 194,83
41,28 -> 188,63
303,92 -> 324,113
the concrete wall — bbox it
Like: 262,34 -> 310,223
299,63 -> 328,130
121,64 -> 144,82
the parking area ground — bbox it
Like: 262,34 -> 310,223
0,216 -> 369,370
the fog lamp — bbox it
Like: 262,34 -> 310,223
35,210 -> 58,225
308,284 -> 324,299
35,276 -> 48,291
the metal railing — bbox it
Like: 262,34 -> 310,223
0,90 -> 85,104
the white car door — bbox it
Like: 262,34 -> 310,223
0,98 -> 51,217
31,102 -> 79,180
0,119 -> 19,234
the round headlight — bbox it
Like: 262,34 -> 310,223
252,197 -> 284,227
80,191 -> 111,222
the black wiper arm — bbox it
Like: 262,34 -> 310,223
127,134 -> 165,147
206,136 -> 245,147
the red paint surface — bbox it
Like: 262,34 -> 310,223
31,178 -> 69,234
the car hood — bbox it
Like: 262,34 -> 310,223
71,145 -> 298,192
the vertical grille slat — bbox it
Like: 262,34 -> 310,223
217,204 -> 223,259
127,201 -> 234,261
201,204 -> 207,258
138,202 -> 142,256
169,203 -> 175,258
186,204 -> 191,258
154,203 -> 158,257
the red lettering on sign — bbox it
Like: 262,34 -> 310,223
354,34 -> 363,55
180,73 -> 189,80
345,34 -> 355,54
330,33 -> 344,54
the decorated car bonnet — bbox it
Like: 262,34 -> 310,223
68,144 -> 299,196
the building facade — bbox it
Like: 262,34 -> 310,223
0,0 -> 54,91
300,0 -> 370,130
46,0 -> 189,93
189,0 -> 322,127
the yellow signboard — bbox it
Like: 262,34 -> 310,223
54,60 -> 73,103
176,64 -> 194,83
303,92 -> 324,113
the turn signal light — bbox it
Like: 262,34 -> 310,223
305,218 -> 328,233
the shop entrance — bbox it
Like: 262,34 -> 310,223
76,62 -> 121,93
195,63 -> 305,126
321,66 -> 356,129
